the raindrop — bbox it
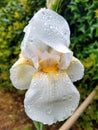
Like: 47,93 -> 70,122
33,82 -> 38,86
41,11 -> 45,15
70,73 -> 74,79
29,39 -> 34,43
68,96 -> 72,100
47,107 -> 52,115
62,95 -> 66,101
49,25 -> 53,29
44,22 -> 47,26
66,82 -> 70,87
27,105 -> 31,111
39,96 -> 43,100
70,109 -> 74,114
42,15 -> 45,19
41,11 -> 46,19
63,31 -> 67,35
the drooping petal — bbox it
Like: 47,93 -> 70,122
21,8 -> 70,53
66,57 -> 84,82
59,49 -> 73,69
24,72 -> 80,125
10,58 -> 35,90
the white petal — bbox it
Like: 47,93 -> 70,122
50,50 -> 61,62
22,8 -> 70,53
21,39 -> 49,69
59,49 -> 73,69
21,41 -> 39,69
10,58 -> 35,90
24,72 -> 80,125
40,51 -> 60,63
66,57 -> 84,82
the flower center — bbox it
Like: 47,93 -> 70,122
39,58 -> 58,73
42,66 -> 58,73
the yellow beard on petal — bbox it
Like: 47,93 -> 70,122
42,66 -> 58,73
32,68 -> 59,81
19,59 -> 33,66
17,53 -> 34,67
39,58 -> 58,73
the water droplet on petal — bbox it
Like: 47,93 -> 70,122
62,96 -> 66,101
27,105 -> 31,111
46,107 -> 52,115
39,96 -> 43,100
70,74 -> 74,79
44,22 -> 47,26
49,25 -> 53,29
68,96 -> 72,101
70,109 -> 74,114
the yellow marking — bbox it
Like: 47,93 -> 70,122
19,53 -> 23,58
42,66 -> 58,73
32,72 -> 40,79
39,58 -> 59,73
16,58 -> 34,67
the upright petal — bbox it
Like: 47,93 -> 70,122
59,49 -> 73,69
24,72 -> 80,125
21,41 -> 39,69
21,8 -> 70,53
66,57 -> 84,82
21,35 -> 49,69
10,58 -> 35,90
39,51 -> 60,70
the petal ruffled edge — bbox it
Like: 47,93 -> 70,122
24,72 -> 80,125
10,58 -> 35,90
22,8 -> 70,54
66,57 -> 84,82
59,48 -> 73,69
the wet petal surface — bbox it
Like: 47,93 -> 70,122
24,72 -> 80,125
21,8 -> 70,54
10,58 -> 35,90
59,49 -> 73,69
66,57 -> 84,82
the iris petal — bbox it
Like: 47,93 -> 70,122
10,58 -> 35,90
67,57 -> 84,82
24,72 -> 80,125
59,49 -> 73,69
21,37 -> 49,69
21,8 -> 70,53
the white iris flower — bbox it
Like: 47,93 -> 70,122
10,8 -> 84,125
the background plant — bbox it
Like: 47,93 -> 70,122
0,0 -> 45,91
0,0 -> 98,129
61,0 -> 98,129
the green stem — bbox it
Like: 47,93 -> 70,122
46,0 -> 63,12
33,121 -> 44,130
39,122 -> 44,130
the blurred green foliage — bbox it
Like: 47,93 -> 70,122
61,0 -> 98,129
0,0 -> 98,129
0,0 -> 45,91
0,0 -> 9,7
